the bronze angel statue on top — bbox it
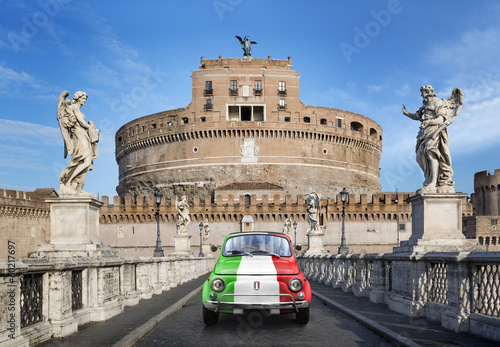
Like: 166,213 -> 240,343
57,90 -> 100,197
402,85 -> 463,194
235,35 -> 257,57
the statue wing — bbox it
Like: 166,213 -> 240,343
56,91 -> 73,158
235,35 -> 244,45
444,88 -> 464,126
250,41 -> 257,45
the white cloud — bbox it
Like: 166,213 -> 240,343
0,119 -> 61,146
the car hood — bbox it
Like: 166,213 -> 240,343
214,256 -> 300,275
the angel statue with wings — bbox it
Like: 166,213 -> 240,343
306,191 -> 321,233
402,85 -> 463,194
175,195 -> 191,235
57,90 -> 100,197
235,35 -> 257,57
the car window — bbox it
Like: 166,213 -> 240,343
223,234 -> 292,257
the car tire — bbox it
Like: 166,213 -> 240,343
203,305 -> 219,325
296,307 -> 309,325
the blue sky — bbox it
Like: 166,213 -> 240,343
0,0 -> 499,198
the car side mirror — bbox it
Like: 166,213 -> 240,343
295,244 -> 302,251
211,244 -> 218,253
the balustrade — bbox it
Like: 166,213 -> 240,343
299,252 -> 500,342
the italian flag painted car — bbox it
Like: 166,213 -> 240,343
202,232 -> 311,325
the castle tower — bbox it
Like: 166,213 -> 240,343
115,55 -> 382,199
472,169 -> 500,216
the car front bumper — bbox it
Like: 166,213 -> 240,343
204,294 -> 309,313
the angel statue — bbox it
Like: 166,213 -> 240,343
175,195 -> 191,234
201,219 -> 210,243
306,191 -> 321,233
57,90 -> 100,197
235,35 -> 257,57
282,218 -> 292,235
402,85 -> 463,194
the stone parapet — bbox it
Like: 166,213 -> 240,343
0,256 -> 215,345
299,251 -> 500,343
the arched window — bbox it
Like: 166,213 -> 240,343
303,117 -> 311,124
370,128 -> 377,138
320,118 -> 327,125
350,121 -> 364,133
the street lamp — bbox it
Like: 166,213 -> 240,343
293,220 -> 298,247
153,188 -> 164,257
198,222 -> 205,257
338,187 -> 349,254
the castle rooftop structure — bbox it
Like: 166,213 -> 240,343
115,55 -> 383,199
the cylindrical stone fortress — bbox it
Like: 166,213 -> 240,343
115,56 -> 383,199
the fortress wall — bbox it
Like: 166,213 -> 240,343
0,189 -> 50,259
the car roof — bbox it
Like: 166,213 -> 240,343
225,231 -> 291,239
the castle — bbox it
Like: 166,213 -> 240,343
115,55 -> 382,200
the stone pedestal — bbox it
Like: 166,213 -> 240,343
29,197 -> 118,259
304,229 -> 327,256
171,234 -> 193,257
394,193 -> 485,253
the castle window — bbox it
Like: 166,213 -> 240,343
285,117 -> 291,122
204,81 -> 213,96
254,80 -> 262,96
241,106 -> 251,121
350,121 -> 364,133
303,117 -> 311,123
278,99 -> 286,110
337,118 -> 342,128
227,104 -> 265,121
278,81 -> 286,96
151,123 -> 156,129
204,99 -> 213,111
399,224 -> 406,231
229,80 -> 238,96
320,118 -> 327,125
245,194 -> 251,205
182,117 -> 188,124
492,219 -> 498,226
200,117 -> 206,122
370,128 -> 377,138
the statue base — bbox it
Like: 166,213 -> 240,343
171,234 -> 193,257
394,193 -> 486,253
28,197 -> 118,259
304,229 -> 327,256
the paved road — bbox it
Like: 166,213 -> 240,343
136,293 -> 391,347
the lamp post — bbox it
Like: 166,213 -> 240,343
395,188 -> 400,247
338,187 -> 349,254
198,222 -> 204,257
293,220 -> 298,247
153,188 -> 164,257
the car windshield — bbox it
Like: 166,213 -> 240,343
223,234 -> 292,257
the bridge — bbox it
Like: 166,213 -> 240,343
3,250 -> 500,346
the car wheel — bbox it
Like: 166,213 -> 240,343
296,307 -> 309,325
203,305 -> 219,325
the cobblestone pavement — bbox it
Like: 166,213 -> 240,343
135,293 -> 391,347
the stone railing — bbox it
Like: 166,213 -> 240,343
0,256 -> 215,346
298,252 -> 500,342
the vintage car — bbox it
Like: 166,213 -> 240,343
202,231 -> 311,325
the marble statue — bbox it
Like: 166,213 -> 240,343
175,195 -> 191,234
306,191 -> 321,233
282,218 -> 292,235
402,85 -> 463,194
235,35 -> 257,57
57,90 -> 100,197
202,219 -> 210,242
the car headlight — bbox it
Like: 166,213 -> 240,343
289,278 -> 303,292
211,278 -> 225,292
